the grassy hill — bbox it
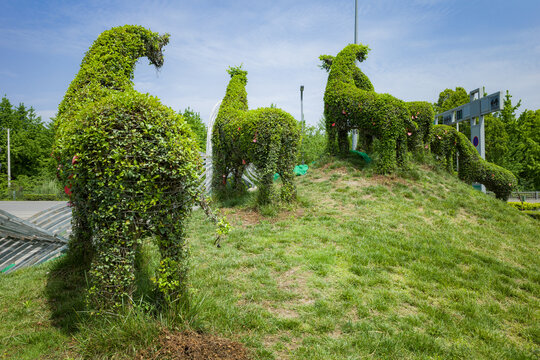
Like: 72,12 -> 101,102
1,157 -> 538,359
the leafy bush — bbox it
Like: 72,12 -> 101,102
508,202 -> 540,211
54,25 -> 201,309
522,210 -> 540,220
431,125 -> 517,200
298,118 -> 327,164
211,66 -> 301,205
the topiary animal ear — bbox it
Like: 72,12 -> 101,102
354,44 -> 370,62
319,55 -> 334,72
227,65 -> 248,78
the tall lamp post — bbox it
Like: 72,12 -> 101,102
300,85 -> 305,164
351,0 -> 359,150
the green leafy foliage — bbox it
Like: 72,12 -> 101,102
54,25 -> 201,310
0,96 -> 55,179
508,201 -> 540,211
431,125 -> 517,200
406,101 -> 435,154
434,87 -> 469,114
181,107 -> 207,151
321,44 -> 410,173
298,118 -> 327,164
211,65 -> 301,205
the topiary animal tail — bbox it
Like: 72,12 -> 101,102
211,66 -> 301,205
54,25 -> 201,309
431,125 -> 516,200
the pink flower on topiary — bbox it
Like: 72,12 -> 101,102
252,138 -> 257,143
242,159 -> 246,165
342,110 -> 347,115
331,123 -> 336,127
72,155 -> 79,165
437,135 -> 442,140
425,144 -> 429,149
407,132 -> 412,136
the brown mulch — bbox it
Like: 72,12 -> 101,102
136,330 -> 251,360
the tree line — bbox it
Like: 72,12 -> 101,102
0,88 -> 538,196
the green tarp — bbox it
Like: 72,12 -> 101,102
274,164 -> 309,180
350,150 -> 372,163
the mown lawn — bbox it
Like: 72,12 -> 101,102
1,158 -> 539,359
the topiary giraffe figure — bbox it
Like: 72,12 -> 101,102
321,44 -> 412,173
54,25 -> 202,309
211,66 -> 301,205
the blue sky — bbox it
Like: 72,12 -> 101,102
1,0 -> 539,126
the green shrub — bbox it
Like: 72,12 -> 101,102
21,194 -> 65,201
431,125 -> 517,200
522,210 -> 540,220
211,66 -> 301,205
320,44 -> 408,173
508,202 -> 540,211
54,25 -> 201,310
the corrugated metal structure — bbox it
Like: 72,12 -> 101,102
0,205 -> 71,274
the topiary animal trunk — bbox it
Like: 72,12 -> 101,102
211,67 -> 301,205
431,125 -> 517,200
321,44 -> 410,173
54,25 -> 201,309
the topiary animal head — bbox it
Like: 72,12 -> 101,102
144,32 -> 170,68
227,65 -> 248,85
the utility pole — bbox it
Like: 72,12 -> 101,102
300,85 -> 305,164
7,128 -> 10,189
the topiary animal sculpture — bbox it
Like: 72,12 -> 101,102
320,44 -> 409,173
54,25 -> 201,309
431,125 -> 517,200
211,66 -> 301,205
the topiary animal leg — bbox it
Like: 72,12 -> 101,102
155,228 -> 188,302
87,228 -> 138,309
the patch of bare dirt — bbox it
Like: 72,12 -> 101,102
223,207 -> 304,227
136,330 -> 251,360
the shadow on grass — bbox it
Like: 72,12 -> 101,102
45,255 -> 88,335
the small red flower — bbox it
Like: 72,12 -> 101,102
238,127 -> 241,131
342,110 -> 347,115
242,159 -> 246,165
252,138 -> 257,143
64,186 -> 72,196
331,123 -> 336,127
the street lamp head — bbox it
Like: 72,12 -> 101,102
300,85 -> 304,92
